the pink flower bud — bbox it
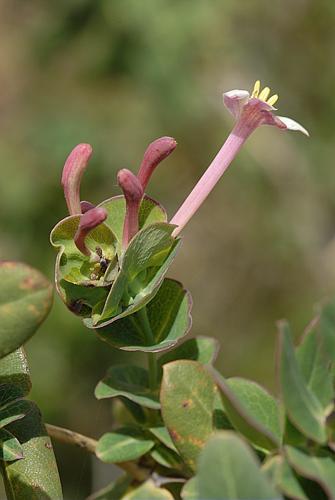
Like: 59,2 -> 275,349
61,144 -> 93,216
74,207 -> 107,256
80,200 -> 96,213
117,169 -> 144,249
137,136 -> 177,191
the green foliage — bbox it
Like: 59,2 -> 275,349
96,278 -> 192,352
0,262 -> 53,358
183,431 -> 281,500
95,364 -> 160,409
96,427 -> 155,463
160,360 -> 217,471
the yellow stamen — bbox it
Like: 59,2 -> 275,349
267,94 -> 279,106
259,86 -> 271,101
252,80 -> 261,98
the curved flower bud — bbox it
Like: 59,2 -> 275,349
170,81 -> 309,236
61,144 -> 93,216
74,207 -> 107,257
137,136 -> 177,191
80,200 -> 96,214
117,169 -> 144,249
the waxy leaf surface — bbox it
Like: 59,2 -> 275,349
214,371 -> 282,451
0,262 -> 53,358
160,360 -> 216,471
96,427 -> 155,463
278,322 -> 327,444
197,432 -> 281,500
96,279 -> 192,352
95,364 -> 160,409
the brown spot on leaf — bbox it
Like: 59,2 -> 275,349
45,442 -> 53,450
188,436 -> 205,448
182,399 -> 192,409
28,304 -> 40,316
169,428 -> 182,442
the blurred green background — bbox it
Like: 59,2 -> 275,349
1,0 -> 335,497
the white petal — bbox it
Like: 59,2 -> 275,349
223,89 -> 250,119
276,116 -> 309,136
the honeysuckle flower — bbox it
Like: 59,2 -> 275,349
74,207 -> 108,257
137,136 -> 177,191
80,200 -> 95,213
170,81 -> 309,236
117,168 -> 144,249
61,143 -> 92,216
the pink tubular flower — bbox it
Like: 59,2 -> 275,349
170,81 -> 309,236
74,207 -> 108,257
137,136 -> 177,191
117,169 -> 144,249
61,143 -> 93,216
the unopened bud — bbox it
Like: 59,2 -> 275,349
74,207 -> 107,256
61,144 -> 93,215
137,136 -> 177,191
117,169 -> 143,249
80,200 -> 96,213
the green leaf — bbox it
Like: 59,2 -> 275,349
0,262 -> 53,358
181,477 -> 199,499
100,195 -> 167,252
50,215 -> 117,286
0,348 -> 31,404
95,365 -> 160,409
87,474 -> 132,500
263,455 -> 308,500
0,429 -> 23,461
278,321 -> 327,444
91,223 -> 179,327
0,399 -> 28,429
123,479 -> 174,500
2,400 -> 63,499
214,370 -> 281,451
286,446 -> 335,499
96,279 -> 192,352
96,427 -> 154,463
158,336 -> 219,369
150,445 -> 183,470
296,315 -> 333,410
160,360 -> 216,471
197,431 -> 282,500
149,426 -> 178,452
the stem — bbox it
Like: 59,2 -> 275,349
137,307 -> 157,390
46,424 -> 149,482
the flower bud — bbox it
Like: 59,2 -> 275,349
80,200 -> 96,214
117,169 -> 144,249
137,136 -> 177,191
61,144 -> 92,215
74,207 -> 107,256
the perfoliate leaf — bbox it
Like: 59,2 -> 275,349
99,195 -> 167,253
0,262 -> 53,358
96,427 -> 155,463
214,371 -> 282,451
91,223 -> 179,327
197,431 -> 282,500
160,360 -> 216,471
278,322 -> 327,444
95,365 -> 160,409
96,279 -> 192,352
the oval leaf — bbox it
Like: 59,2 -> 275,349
0,262 -> 53,358
95,365 -> 160,409
278,322 -> 327,444
214,370 -> 282,451
160,360 -> 216,471
96,427 -> 154,463
263,455 -> 308,500
158,336 -> 219,369
123,479 -> 174,500
0,348 -> 31,404
197,431 -> 282,500
0,429 -> 24,462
